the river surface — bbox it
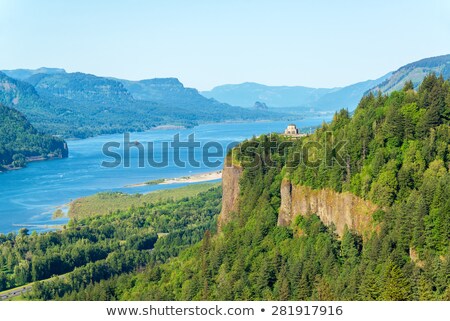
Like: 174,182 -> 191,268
0,117 -> 331,234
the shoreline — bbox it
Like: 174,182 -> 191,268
5,171 -> 222,231
125,170 -> 222,188
1,155 -> 66,172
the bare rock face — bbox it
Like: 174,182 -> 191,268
278,179 -> 293,226
217,162 -> 243,232
279,179 -> 378,238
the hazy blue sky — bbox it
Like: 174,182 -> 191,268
1,0 -> 449,90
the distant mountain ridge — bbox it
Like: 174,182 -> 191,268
2,54 -> 449,139
202,74 -> 391,111
370,54 -> 450,93
202,82 -> 335,108
114,77 -> 241,112
2,67 -> 66,81
312,74 -> 391,111
0,70 -> 282,138
202,55 -> 450,112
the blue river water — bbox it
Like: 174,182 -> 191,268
0,117 -> 331,234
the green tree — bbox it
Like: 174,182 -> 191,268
382,265 -> 411,300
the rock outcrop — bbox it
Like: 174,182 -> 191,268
217,161 -> 243,232
253,101 -> 268,110
278,179 -> 378,238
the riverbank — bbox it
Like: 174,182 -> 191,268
68,182 -> 220,219
125,170 -> 222,188
1,154 -> 67,172
0,118 -> 328,234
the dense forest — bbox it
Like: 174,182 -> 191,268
0,104 -> 68,170
2,74 -> 450,301
32,73 -> 449,301
0,186 -> 221,297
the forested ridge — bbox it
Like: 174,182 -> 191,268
0,186 -> 221,297
0,104 -> 68,170
2,74 -> 450,301
54,74 -> 449,301
0,71 -> 281,139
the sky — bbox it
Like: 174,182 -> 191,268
0,0 -> 449,90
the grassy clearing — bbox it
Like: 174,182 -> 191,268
69,182 -> 220,219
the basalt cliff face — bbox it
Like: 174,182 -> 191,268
218,165 -> 378,238
278,179 -> 378,238
217,163 -> 243,232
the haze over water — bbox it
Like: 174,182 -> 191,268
0,118 -> 330,234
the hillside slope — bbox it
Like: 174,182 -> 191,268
202,74 -> 390,112
0,104 -> 68,170
202,82 -> 334,108
0,70 -> 284,138
118,74 -> 450,300
117,77 -> 278,120
371,54 -> 450,93
313,73 -> 391,111
203,55 -> 450,112
21,74 -> 450,301
1,67 -> 66,81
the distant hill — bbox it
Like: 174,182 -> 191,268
1,67 -> 66,81
115,77 -> 274,120
0,70 -> 283,138
313,73 -> 391,111
202,82 -> 334,108
0,72 -> 67,134
370,54 -> 450,93
0,104 -> 68,170
202,73 -> 390,112
118,77 -> 208,103
204,54 -> 450,112
3,54 -> 447,140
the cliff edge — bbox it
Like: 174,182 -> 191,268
217,159 -> 243,232
278,179 -> 378,238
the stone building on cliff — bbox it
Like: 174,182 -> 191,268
284,124 -> 303,137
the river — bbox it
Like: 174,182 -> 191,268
0,117 -> 331,234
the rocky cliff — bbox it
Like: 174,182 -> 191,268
217,161 -> 243,232
278,179 -> 378,238
218,167 -> 378,237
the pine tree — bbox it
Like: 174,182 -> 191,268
314,276 -> 335,300
417,275 -> 434,300
382,264 -> 411,300
296,275 -> 310,300
358,266 -> 380,300
403,80 -> 414,91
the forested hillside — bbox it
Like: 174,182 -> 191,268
203,54 -> 450,113
0,70 -> 282,139
4,74 -> 450,301
371,54 -> 450,93
0,104 -> 68,170
14,73 -> 449,301
0,186 -> 221,296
